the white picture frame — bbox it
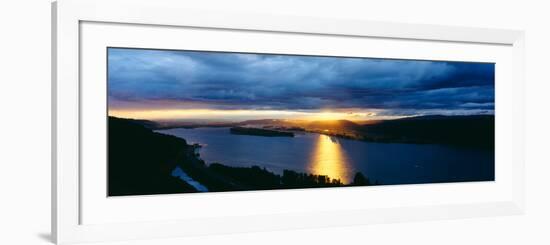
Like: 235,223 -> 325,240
52,0 -> 525,244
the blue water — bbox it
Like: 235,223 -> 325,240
171,166 -> 209,192
157,127 -> 494,185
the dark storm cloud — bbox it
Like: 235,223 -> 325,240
107,48 -> 495,114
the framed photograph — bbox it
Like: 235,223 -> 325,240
52,0 -> 525,244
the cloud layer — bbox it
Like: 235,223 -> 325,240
108,48 -> 494,116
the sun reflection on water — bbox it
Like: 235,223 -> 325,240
308,134 -> 352,184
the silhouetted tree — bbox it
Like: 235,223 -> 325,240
352,172 -> 371,186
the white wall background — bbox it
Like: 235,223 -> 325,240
0,0 -> 548,244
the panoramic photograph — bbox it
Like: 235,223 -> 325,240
107,47 -> 495,196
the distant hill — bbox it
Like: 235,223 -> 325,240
238,119 -> 288,126
394,114 -> 493,121
305,119 -> 362,131
109,116 -> 159,129
359,115 -> 495,148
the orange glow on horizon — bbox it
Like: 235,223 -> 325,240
108,108 -> 390,122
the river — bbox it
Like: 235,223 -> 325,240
157,127 -> 494,185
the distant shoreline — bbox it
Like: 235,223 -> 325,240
121,114 -> 495,150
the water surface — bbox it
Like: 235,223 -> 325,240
158,127 -> 494,185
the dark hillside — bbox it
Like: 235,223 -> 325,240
360,115 -> 494,149
108,117 -> 197,196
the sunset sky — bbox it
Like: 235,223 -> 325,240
107,47 -> 495,122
